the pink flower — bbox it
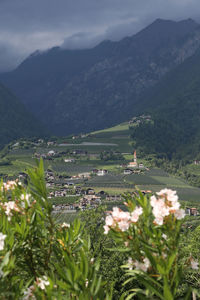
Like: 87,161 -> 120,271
150,196 -> 169,225
112,207 -> 130,222
118,220 -> 130,232
104,205 -> 142,234
103,225 -> 110,234
111,207 -> 121,219
1,181 -> 17,191
157,189 -> 178,203
2,201 -> 20,221
174,209 -> 185,220
105,215 -> 114,226
130,206 -> 143,223
151,189 -> 185,225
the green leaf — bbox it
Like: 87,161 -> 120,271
164,277 -> 173,300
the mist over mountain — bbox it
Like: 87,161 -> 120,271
1,18 -> 200,137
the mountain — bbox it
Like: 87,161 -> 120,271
1,18 -> 200,135
0,83 -> 46,148
131,48 -> 200,159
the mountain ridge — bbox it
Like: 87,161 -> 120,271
1,18 -> 200,136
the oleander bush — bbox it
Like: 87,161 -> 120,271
0,160 -> 198,299
0,160 -> 110,299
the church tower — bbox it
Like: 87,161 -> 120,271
134,150 -> 137,163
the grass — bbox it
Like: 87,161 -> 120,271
1,124 -> 200,209
92,187 -> 135,195
51,162 -> 94,175
125,174 -> 161,185
49,196 -> 80,205
183,163 -> 200,176
151,176 -> 189,187
136,184 -> 200,203
92,122 -> 130,134
53,212 -> 78,223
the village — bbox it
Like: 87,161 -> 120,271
2,119 -> 200,220
44,150 -> 144,213
16,144 -> 199,217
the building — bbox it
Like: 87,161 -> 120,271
127,162 -> 137,168
127,150 -> 138,168
185,207 -> 198,216
123,169 -> 133,175
64,158 -> 75,163
97,169 -> 108,176
48,150 -> 56,156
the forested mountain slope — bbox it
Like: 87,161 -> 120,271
1,18 -> 200,135
131,49 -> 200,159
0,84 -> 46,148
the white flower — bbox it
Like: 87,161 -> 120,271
2,181 -> 17,191
3,201 -> 19,220
104,207 -> 131,234
104,215 -> 114,233
37,276 -> 49,290
111,207 -> 130,221
90,258 -> 94,263
103,225 -> 110,234
111,207 -> 121,219
105,215 -> 114,226
130,206 -> 143,223
0,233 -> 6,250
118,220 -> 130,232
157,189 -> 178,203
150,196 -> 169,225
127,257 -> 133,270
23,285 -> 36,300
191,259 -> 199,270
61,222 -> 70,228
174,208 -> 185,220
134,257 -> 150,272
85,279 -> 89,287
21,193 -> 31,206
162,234 -> 167,240
151,189 -> 185,224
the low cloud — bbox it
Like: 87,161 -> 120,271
0,0 -> 200,71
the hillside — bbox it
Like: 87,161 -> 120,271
0,83 -> 46,148
131,48 -> 200,159
1,18 -> 200,135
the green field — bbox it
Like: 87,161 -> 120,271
1,121 -> 200,206
92,122 -> 130,134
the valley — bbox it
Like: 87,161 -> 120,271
1,9 -> 200,297
1,122 -> 200,224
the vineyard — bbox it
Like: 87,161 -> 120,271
51,162 -> 94,174
85,174 -> 134,188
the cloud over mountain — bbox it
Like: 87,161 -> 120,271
0,0 -> 200,71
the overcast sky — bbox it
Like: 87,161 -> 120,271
0,0 -> 200,72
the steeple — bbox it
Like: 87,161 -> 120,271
134,150 -> 137,163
